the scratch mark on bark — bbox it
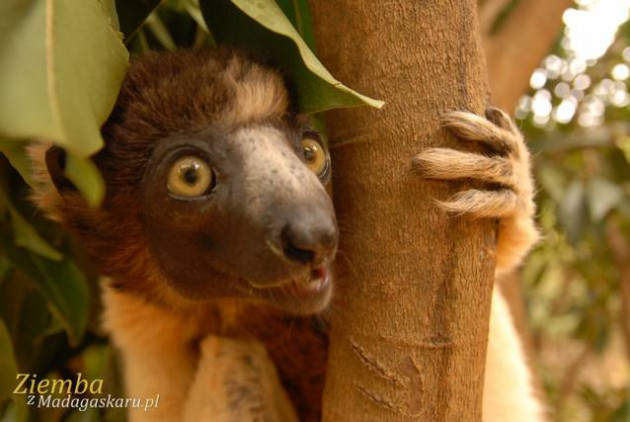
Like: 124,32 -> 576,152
396,356 -> 424,415
357,386 -> 422,419
350,339 -> 405,387
378,334 -> 456,349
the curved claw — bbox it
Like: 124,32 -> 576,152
437,189 -> 518,219
485,107 -> 516,132
441,110 -> 521,156
413,148 -> 514,188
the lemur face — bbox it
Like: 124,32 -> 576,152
40,49 -> 339,315
141,124 -> 337,314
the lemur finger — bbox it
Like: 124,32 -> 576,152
485,107 -> 514,131
437,189 -> 517,218
441,111 -> 519,155
413,148 -> 514,187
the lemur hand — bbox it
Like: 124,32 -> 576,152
413,107 -> 539,274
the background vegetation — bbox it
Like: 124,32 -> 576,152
0,0 -> 628,421
517,3 -> 630,420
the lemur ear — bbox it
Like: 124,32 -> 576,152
45,146 -> 77,193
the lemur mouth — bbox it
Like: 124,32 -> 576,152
280,267 -> 331,299
245,266 -> 333,315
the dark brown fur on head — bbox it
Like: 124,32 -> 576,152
30,48 -> 336,313
99,48 -> 295,190
34,49 -> 287,284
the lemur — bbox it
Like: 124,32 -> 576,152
30,48 -> 544,421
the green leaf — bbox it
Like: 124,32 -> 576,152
9,287 -> 57,376
276,0 -> 316,49
32,256 -> 90,347
183,0 -> 210,34
145,12 -> 177,51
0,186 -> 62,261
99,0 -> 121,31
83,345 -> 110,382
585,177 -> 623,222
116,0 -> 163,41
35,317 -> 65,343
0,257 -> 11,288
611,400 -> 629,422
0,319 -> 18,404
0,397 -> 28,422
128,29 -> 152,54
536,164 -> 566,203
0,139 -> 34,188
65,154 -> 106,208
0,233 -> 89,346
617,135 -> 630,164
7,208 -> 63,262
559,180 -> 587,246
200,0 -> 384,113
0,0 -> 129,158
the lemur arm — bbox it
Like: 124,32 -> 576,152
413,107 -> 540,274
102,286 -> 197,422
103,286 -> 297,422
184,336 -> 298,422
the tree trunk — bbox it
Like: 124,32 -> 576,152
309,2 -> 496,421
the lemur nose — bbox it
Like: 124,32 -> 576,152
280,219 -> 338,266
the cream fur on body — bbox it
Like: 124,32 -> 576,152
484,286 -> 544,421
102,280 -> 545,421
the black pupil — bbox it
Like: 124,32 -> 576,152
304,146 -> 316,163
182,166 -> 198,185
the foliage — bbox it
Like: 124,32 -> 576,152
200,0 -> 383,112
0,1 -> 379,420
517,6 -> 630,420
1,0 -> 628,421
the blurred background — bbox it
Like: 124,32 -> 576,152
507,1 -> 630,421
0,0 -> 629,420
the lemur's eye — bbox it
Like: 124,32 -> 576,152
301,136 -> 330,180
167,156 -> 215,197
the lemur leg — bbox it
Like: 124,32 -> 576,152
183,336 -> 298,422
102,286 -> 197,422
413,108 -> 545,422
483,287 -> 546,422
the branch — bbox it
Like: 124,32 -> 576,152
485,0 -> 573,110
479,0 -> 511,35
605,217 -> 630,364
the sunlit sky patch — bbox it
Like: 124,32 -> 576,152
517,0 -> 630,127
564,0 -> 630,62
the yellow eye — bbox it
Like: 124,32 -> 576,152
301,136 -> 329,179
167,156 -> 214,197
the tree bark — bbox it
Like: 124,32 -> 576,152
309,2 -> 496,421
484,0 -> 573,110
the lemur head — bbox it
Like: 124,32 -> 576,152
32,49 -> 338,315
